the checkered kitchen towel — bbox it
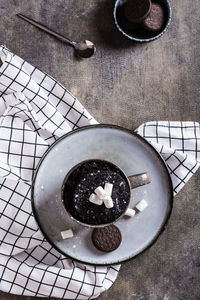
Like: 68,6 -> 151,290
0,45 -> 199,299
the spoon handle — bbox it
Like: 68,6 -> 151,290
17,14 -> 75,47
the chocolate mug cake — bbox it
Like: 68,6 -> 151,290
62,159 -> 151,227
62,160 -> 130,226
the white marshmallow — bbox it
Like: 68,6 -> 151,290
89,193 -> 97,203
89,193 -> 103,205
104,183 -> 113,196
125,208 -> 136,217
94,186 -> 106,199
136,199 -> 148,212
104,195 -> 114,208
61,229 -> 74,240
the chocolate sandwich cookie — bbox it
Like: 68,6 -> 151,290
92,225 -> 122,252
124,0 -> 152,23
142,3 -> 164,32
121,7 -> 141,31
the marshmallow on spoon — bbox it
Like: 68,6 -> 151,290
89,193 -> 103,205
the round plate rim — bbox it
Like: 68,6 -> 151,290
31,124 -> 174,265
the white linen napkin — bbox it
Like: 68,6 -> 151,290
0,45 -> 199,299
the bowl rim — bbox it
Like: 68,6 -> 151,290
113,0 -> 172,42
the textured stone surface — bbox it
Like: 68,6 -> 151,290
0,0 -> 200,299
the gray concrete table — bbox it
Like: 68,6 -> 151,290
0,0 -> 199,299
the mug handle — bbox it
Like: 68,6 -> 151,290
128,172 -> 151,189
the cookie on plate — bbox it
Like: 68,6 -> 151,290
92,224 -> 122,252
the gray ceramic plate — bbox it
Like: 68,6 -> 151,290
32,125 -> 173,265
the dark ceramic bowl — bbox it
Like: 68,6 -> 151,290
113,0 -> 172,42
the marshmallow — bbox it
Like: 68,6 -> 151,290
136,199 -> 148,212
61,229 -> 74,240
89,193 -> 103,205
104,195 -> 114,208
125,208 -> 136,217
104,183 -> 113,196
94,186 -> 106,199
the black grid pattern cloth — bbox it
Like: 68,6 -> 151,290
136,121 -> 200,195
0,45 -> 199,299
